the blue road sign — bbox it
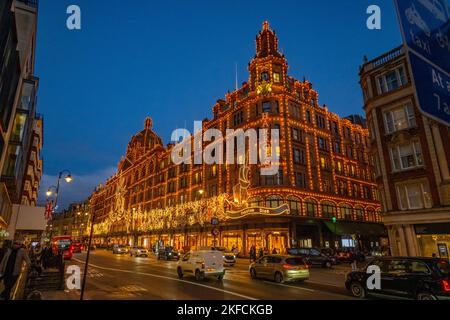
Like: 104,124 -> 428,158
395,0 -> 450,72
409,51 -> 450,124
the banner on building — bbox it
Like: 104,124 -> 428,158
226,203 -> 290,220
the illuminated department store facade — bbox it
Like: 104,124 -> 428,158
90,22 -> 386,255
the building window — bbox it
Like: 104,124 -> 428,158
266,195 -> 283,208
233,110 -> 244,126
377,66 -> 407,94
355,207 -> 364,221
318,137 -> 328,150
396,181 -> 433,210
295,172 -> 307,188
384,104 -> 416,134
336,161 -> 343,174
305,199 -> 318,217
210,165 -> 217,178
261,72 -> 269,81
262,101 -> 271,113
340,204 -> 353,220
306,110 -> 311,123
248,197 -> 264,207
321,201 -> 336,218
390,141 -> 423,171
193,172 -> 202,184
333,141 -> 341,154
293,148 -> 305,165
290,104 -> 301,118
288,196 -> 301,215
273,72 -> 280,83
276,170 -> 284,186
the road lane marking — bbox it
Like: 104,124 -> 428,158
305,280 -> 343,288
73,258 -> 257,300
263,281 -> 315,292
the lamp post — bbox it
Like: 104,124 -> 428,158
47,170 -> 73,214
80,208 -> 95,300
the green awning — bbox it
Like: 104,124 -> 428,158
324,221 -> 387,236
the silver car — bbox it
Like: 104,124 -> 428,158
129,246 -> 149,257
250,255 -> 310,283
112,245 -> 129,254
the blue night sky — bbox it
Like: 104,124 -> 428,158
35,0 -> 402,208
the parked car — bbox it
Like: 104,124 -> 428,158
345,257 -> 450,300
72,242 -> 84,253
287,248 -> 334,268
177,250 -> 225,281
158,247 -> 180,261
250,255 -> 309,283
319,248 -> 339,264
112,245 -> 129,254
207,247 -> 236,266
129,246 -> 149,257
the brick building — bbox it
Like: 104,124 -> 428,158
360,46 -> 450,259
89,22 -> 384,255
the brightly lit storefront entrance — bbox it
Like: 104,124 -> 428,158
266,232 -> 288,254
221,232 -> 242,251
415,224 -> 450,259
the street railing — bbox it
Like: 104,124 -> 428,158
362,46 -> 404,72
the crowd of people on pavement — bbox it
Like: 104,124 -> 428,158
0,239 -> 62,300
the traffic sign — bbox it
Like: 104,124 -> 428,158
211,228 -> 220,237
395,0 -> 450,72
211,217 -> 219,226
408,51 -> 450,124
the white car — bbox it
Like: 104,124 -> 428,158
129,246 -> 149,257
177,250 -> 225,281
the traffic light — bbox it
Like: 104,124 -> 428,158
332,216 -> 337,223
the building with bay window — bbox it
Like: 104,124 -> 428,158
360,46 -> 450,259
89,22 -> 384,256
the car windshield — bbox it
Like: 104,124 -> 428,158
285,257 -> 305,265
437,260 -> 450,274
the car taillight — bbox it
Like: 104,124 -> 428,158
70,245 -> 74,252
441,279 -> 450,292
282,264 -> 295,270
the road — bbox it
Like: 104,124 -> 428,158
54,249 -> 356,300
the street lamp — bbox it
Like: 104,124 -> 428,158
48,170 -> 73,214
46,185 -> 57,198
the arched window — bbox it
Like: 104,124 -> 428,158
367,208 -> 377,222
305,199 -> 318,217
288,196 -> 302,216
248,197 -> 263,208
266,195 -> 283,208
321,201 -> 337,219
340,204 -> 353,220
355,206 -> 365,221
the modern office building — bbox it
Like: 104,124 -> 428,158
89,22 -> 384,255
360,46 -> 450,259
0,0 -> 44,242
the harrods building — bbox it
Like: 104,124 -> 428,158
89,22 -> 385,256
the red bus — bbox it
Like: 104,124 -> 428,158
52,235 -> 73,260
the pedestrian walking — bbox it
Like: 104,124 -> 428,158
258,247 -> 264,259
0,240 -> 12,263
0,240 -> 32,300
249,245 -> 256,262
350,251 -> 358,271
